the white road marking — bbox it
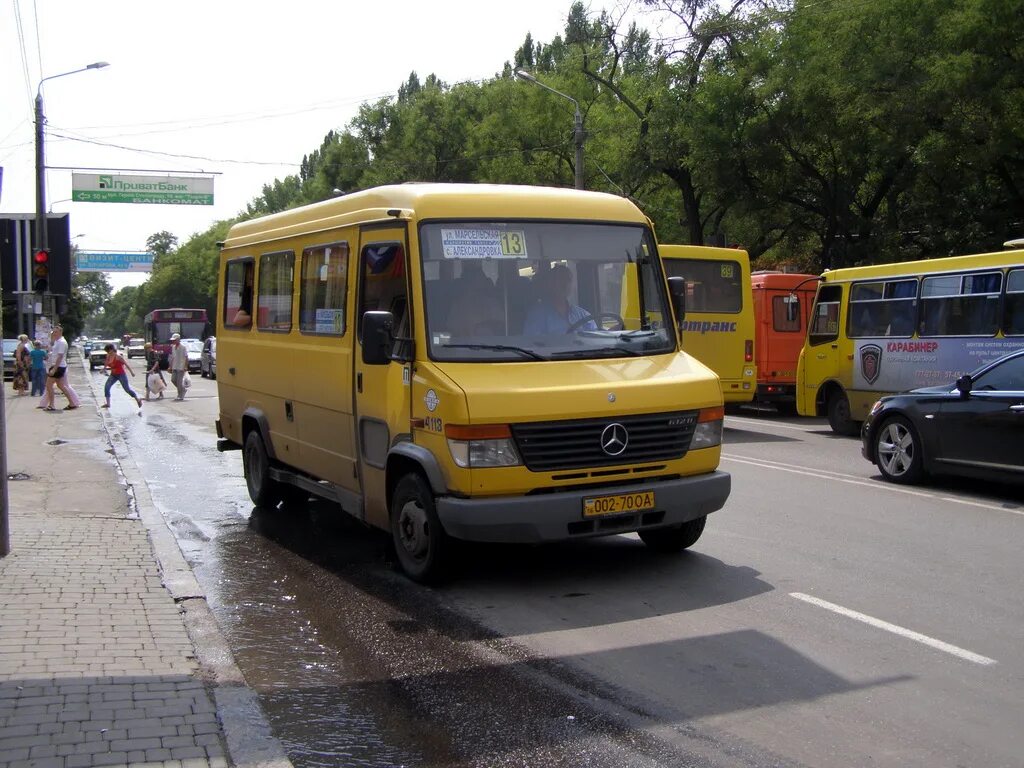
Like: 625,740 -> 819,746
725,415 -> 822,433
790,592 -> 997,666
722,453 -> 1024,516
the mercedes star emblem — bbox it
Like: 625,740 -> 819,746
600,423 -> 628,456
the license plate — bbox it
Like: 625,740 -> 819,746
583,491 -> 655,517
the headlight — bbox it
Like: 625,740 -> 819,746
690,406 -> 724,449
445,424 -> 522,468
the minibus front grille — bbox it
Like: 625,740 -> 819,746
512,411 -> 698,472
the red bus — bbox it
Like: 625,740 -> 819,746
143,308 -> 209,360
751,272 -> 818,410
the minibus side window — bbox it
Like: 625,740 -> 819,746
847,278 -> 917,338
808,284 -> 842,345
920,271 -> 1001,337
224,259 -> 254,328
300,243 -> 348,335
1003,269 -> 1024,336
257,251 -> 295,333
358,242 -> 409,357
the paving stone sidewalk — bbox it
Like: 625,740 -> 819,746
0,368 -> 229,768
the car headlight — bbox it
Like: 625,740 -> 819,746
690,406 -> 724,449
445,424 -> 522,468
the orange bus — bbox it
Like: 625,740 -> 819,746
751,272 -> 818,410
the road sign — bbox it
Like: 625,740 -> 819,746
76,251 -> 155,272
72,173 -> 214,205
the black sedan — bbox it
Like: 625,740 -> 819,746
862,348 -> 1024,485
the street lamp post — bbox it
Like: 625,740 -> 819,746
514,70 -> 585,190
34,62 -> 109,254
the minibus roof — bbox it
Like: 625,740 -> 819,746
223,183 -> 649,248
818,248 -> 1024,283
660,244 -> 749,260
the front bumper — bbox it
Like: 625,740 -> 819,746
436,470 -> 731,543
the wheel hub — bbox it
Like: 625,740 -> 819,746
398,500 -> 429,559
878,423 -> 913,476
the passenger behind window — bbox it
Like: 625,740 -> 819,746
232,263 -> 254,327
445,262 -> 503,335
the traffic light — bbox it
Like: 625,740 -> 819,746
33,248 -> 50,293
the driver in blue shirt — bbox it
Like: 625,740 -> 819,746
523,264 -> 597,334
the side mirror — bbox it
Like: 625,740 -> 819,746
362,311 -> 395,365
955,374 -> 973,398
667,276 -> 686,327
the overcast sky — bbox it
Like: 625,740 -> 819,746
2,0 -> 635,289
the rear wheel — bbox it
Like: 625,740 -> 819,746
826,390 -> 859,436
639,516 -> 707,552
874,415 -> 925,484
391,473 -> 451,583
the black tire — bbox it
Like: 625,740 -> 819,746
639,515 -> 707,552
873,415 -> 925,484
390,473 -> 451,583
826,390 -> 860,436
776,401 -> 798,416
243,429 -> 286,508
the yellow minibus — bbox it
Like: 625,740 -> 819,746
215,183 -> 731,581
659,245 -> 757,404
797,249 -> 1024,434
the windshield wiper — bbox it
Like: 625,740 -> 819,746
551,346 -> 643,359
618,329 -> 658,340
440,343 -> 547,360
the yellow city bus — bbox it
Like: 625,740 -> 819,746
215,183 -> 731,581
797,249 -> 1024,434
660,245 -> 757,404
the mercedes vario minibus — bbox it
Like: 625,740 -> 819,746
215,183 -> 730,581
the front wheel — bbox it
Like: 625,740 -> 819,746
639,516 -> 707,552
826,390 -> 859,436
874,415 -> 925,484
391,473 -> 451,583
243,430 -> 286,508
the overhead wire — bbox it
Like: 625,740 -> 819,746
12,0 -> 34,109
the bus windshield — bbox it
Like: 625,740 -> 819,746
419,221 -> 676,362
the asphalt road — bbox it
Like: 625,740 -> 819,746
94,365 -> 1024,768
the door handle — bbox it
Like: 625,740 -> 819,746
229,367 -> 235,375
357,372 -> 363,393
285,401 -> 294,422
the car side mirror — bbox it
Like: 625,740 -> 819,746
667,276 -> 686,327
956,374 -> 973,397
362,311 -> 394,365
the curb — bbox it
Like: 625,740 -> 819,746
81,356 -> 293,768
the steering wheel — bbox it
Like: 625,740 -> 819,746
566,312 -> 625,333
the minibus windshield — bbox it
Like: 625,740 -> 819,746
419,221 -> 676,362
